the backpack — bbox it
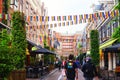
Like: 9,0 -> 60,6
65,60 -> 76,79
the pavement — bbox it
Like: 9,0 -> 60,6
26,68 -> 101,80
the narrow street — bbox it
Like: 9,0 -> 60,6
42,69 -> 85,80
26,68 -> 86,80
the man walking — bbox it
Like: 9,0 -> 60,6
65,54 -> 78,80
82,58 -> 98,80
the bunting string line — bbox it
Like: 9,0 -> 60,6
25,10 -> 119,22
0,10 -> 119,28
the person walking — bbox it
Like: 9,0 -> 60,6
58,59 -> 62,71
75,59 -> 81,69
81,58 -> 98,80
64,54 -> 78,80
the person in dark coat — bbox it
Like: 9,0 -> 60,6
82,58 -> 98,80
65,54 -> 78,80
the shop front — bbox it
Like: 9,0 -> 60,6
99,38 -> 118,70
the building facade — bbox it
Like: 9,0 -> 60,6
2,0 -> 49,48
97,0 -> 119,70
52,31 -> 81,57
84,0 -> 119,71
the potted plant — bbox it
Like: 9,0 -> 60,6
8,11 -> 27,80
90,30 -> 100,77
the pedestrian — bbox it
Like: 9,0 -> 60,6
81,58 -> 98,80
82,57 -> 86,65
58,59 -> 62,71
65,54 -> 78,80
62,59 -> 66,68
75,59 -> 81,69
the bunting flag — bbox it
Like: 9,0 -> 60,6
58,23 -> 61,27
40,16 -> 42,22
68,16 -> 70,20
39,35 -> 42,44
99,12 -> 103,19
102,12 -> 105,19
89,14 -> 93,22
115,10 -> 119,16
5,14 -> 8,19
0,14 -> 2,18
70,15 -> 72,20
50,24 -> 53,28
46,24 -> 49,28
52,16 -> 55,21
86,14 -> 88,19
79,15 -> 83,20
42,16 -> 44,21
70,21 -> 73,25
96,13 -> 100,19
66,21 -> 69,26
105,11 -> 108,18
108,11 -> 111,18
45,16 -> 49,21
54,23 -> 57,27
57,16 -> 61,21
79,19 -> 82,23
28,16 -> 30,22
62,22 -> 65,26
94,13 -> 97,20
84,14 -> 86,20
33,16 -> 36,21
62,16 -> 66,21
30,16 -> 32,21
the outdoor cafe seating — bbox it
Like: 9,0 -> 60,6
25,65 -> 49,78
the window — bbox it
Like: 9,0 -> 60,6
10,0 -> 15,5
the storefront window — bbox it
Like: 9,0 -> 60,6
116,53 -> 120,66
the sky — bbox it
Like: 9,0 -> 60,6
41,0 -> 99,34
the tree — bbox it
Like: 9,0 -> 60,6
90,30 -> 99,66
11,11 -> 27,69
112,0 -> 120,42
112,25 -> 120,42
44,40 -> 55,65
0,29 -> 14,79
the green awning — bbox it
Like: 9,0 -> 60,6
99,38 -> 118,49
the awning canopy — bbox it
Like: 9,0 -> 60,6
31,47 -> 55,55
103,43 -> 120,53
99,38 -> 118,49
27,40 -> 38,47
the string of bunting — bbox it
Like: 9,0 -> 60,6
25,10 -> 119,21
0,10 -> 119,28
25,10 -> 119,28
